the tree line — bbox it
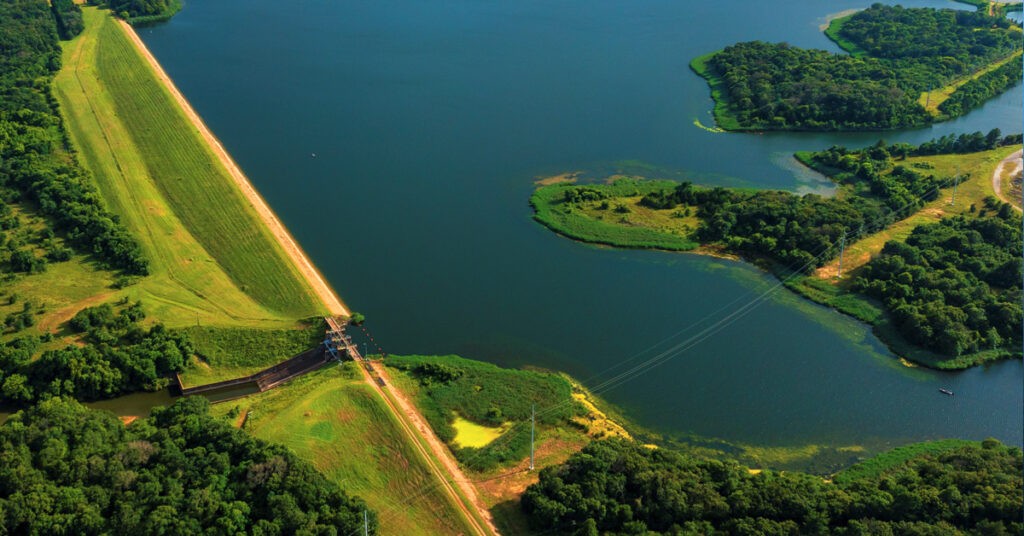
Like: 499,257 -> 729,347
522,437 -> 1022,535
855,202 -> 1022,356
639,183 -> 888,271
51,0 -> 84,39
0,0 -> 148,275
938,59 -> 1024,117
699,4 -> 1022,130
0,396 -> 373,534
0,302 -> 190,404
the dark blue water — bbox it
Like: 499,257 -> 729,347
139,0 -> 1022,449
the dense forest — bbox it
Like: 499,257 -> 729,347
0,397 -> 372,534
837,6 -> 1018,71
696,4 -> 1023,130
0,302 -> 191,404
640,182 -> 887,270
700,41 -> 930,130
0,0 -> 148,274
855,205 -> 1022,356
522,438 -> 1023,535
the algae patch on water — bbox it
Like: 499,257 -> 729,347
452,415 -> 512,448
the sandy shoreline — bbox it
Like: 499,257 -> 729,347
117,20 -> 349,317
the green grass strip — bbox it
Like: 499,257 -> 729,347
93,16 -> 319,317
689,51 -> 744,131
824,14 -> 868,58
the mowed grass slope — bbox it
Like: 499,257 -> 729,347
52,8 -> 295,328
221,367 -> 475,536
66,8 -> 318,320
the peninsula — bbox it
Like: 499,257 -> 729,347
531,133 -> 1023,369
692,4 -> 1023,131
0,1 -> 1020,534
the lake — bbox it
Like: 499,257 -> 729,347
138,0 -> 1022,450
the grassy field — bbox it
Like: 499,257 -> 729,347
213,366 -> 476,536
52,7 -> 320,329
531,179 -> 701,251
918,51 -> 1023,115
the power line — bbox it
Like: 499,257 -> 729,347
351,178 -> 953,533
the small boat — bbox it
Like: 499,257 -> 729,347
939,388 -> 954,396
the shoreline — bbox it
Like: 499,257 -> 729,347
116,18 -> 496,533
116,20 -> 349,317
532,179 -> 1020,371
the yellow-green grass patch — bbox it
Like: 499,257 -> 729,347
218,367 -> 476,536
689,51 -> 743,131
54,7 -> 320,325
814,145 -> 1020,280
918,51 -> 1023,115
451,415 -> 511,448
0,256 -> 114,341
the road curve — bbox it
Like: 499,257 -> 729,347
992,149 -> 1022,209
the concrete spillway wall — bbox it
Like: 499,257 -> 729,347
177,345 -> 333,403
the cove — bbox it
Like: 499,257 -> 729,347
137,0 -> 1022,449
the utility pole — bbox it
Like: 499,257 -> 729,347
529,404 -> 535,471
951,167 -> 960,206
837,234 -> 846,279
363,510 -> 369,536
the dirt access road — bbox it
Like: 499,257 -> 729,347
992,149 -> 1022,209
362,363 -> 498,535
118,20 -> 348,318
120,19 -> 496,535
